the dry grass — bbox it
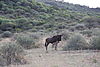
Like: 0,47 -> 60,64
6,48 -> 100,67
0,32 -> 100,67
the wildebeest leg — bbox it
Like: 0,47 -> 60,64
52,43 -> 55,48
55,41 -> 59,50
45,42 -> 49,52
51,43 -> 55,51
55,44 -> 57,50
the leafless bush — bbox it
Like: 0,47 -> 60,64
63,34 -> 89,50
0,42 -> 26,66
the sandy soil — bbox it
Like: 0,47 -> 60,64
6,47 -> 100,67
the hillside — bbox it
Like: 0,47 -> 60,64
36,0 -> 100,13
0,0 -> 100,33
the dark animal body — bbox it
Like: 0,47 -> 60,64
45,35 -> 62,51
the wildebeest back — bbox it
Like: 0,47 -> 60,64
46,35 -> 62,43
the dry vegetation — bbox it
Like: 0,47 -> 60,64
0,29 -> 100,67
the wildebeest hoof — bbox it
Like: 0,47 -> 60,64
39,54 -> 42,57
46,51 -> 48,53
55,49 -> 57,51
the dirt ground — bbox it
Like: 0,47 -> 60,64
5,47 -> 100,67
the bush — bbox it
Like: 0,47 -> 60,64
15,18 -> 33,30
61,30 -> 72,40
81,17 -> 100,29
0,55 -> 7,66
1,0 -> 20,3
90,36 -> 100,50
0,22 -> 16,32
0,42 -> 25,66
14,33 -> 38,49
0,30 -> 3,34
80,30 -> 92,37
92,28 -> 100,36
15,18 -> 28,24
63,34 -> 88,50
1,31 -> 13,38
75,24 -> 85,30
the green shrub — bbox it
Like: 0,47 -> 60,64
31,20 -> 46,26
15,28 -> 22,32
0,30 -> 3,34
92,59 -> 97,63
92,28 -> 100,36
0,18 -> 14,23
14,33 -> 38,49
15,18 -> 33,30
1,0 -> 20,3
90,36 -> 100,50
75,24 -> 85,30
81,17 -> 100,29
15,18 -> 28,24
63,34 -> 88,50
1,31 -> 13,38
28,28 -> 38,32
0,42 -> 25,66
32,2 -> 47,12
0,21 -> 16,32
80,30 -> 92,37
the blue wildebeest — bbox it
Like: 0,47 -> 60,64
45,35 -> 62,52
